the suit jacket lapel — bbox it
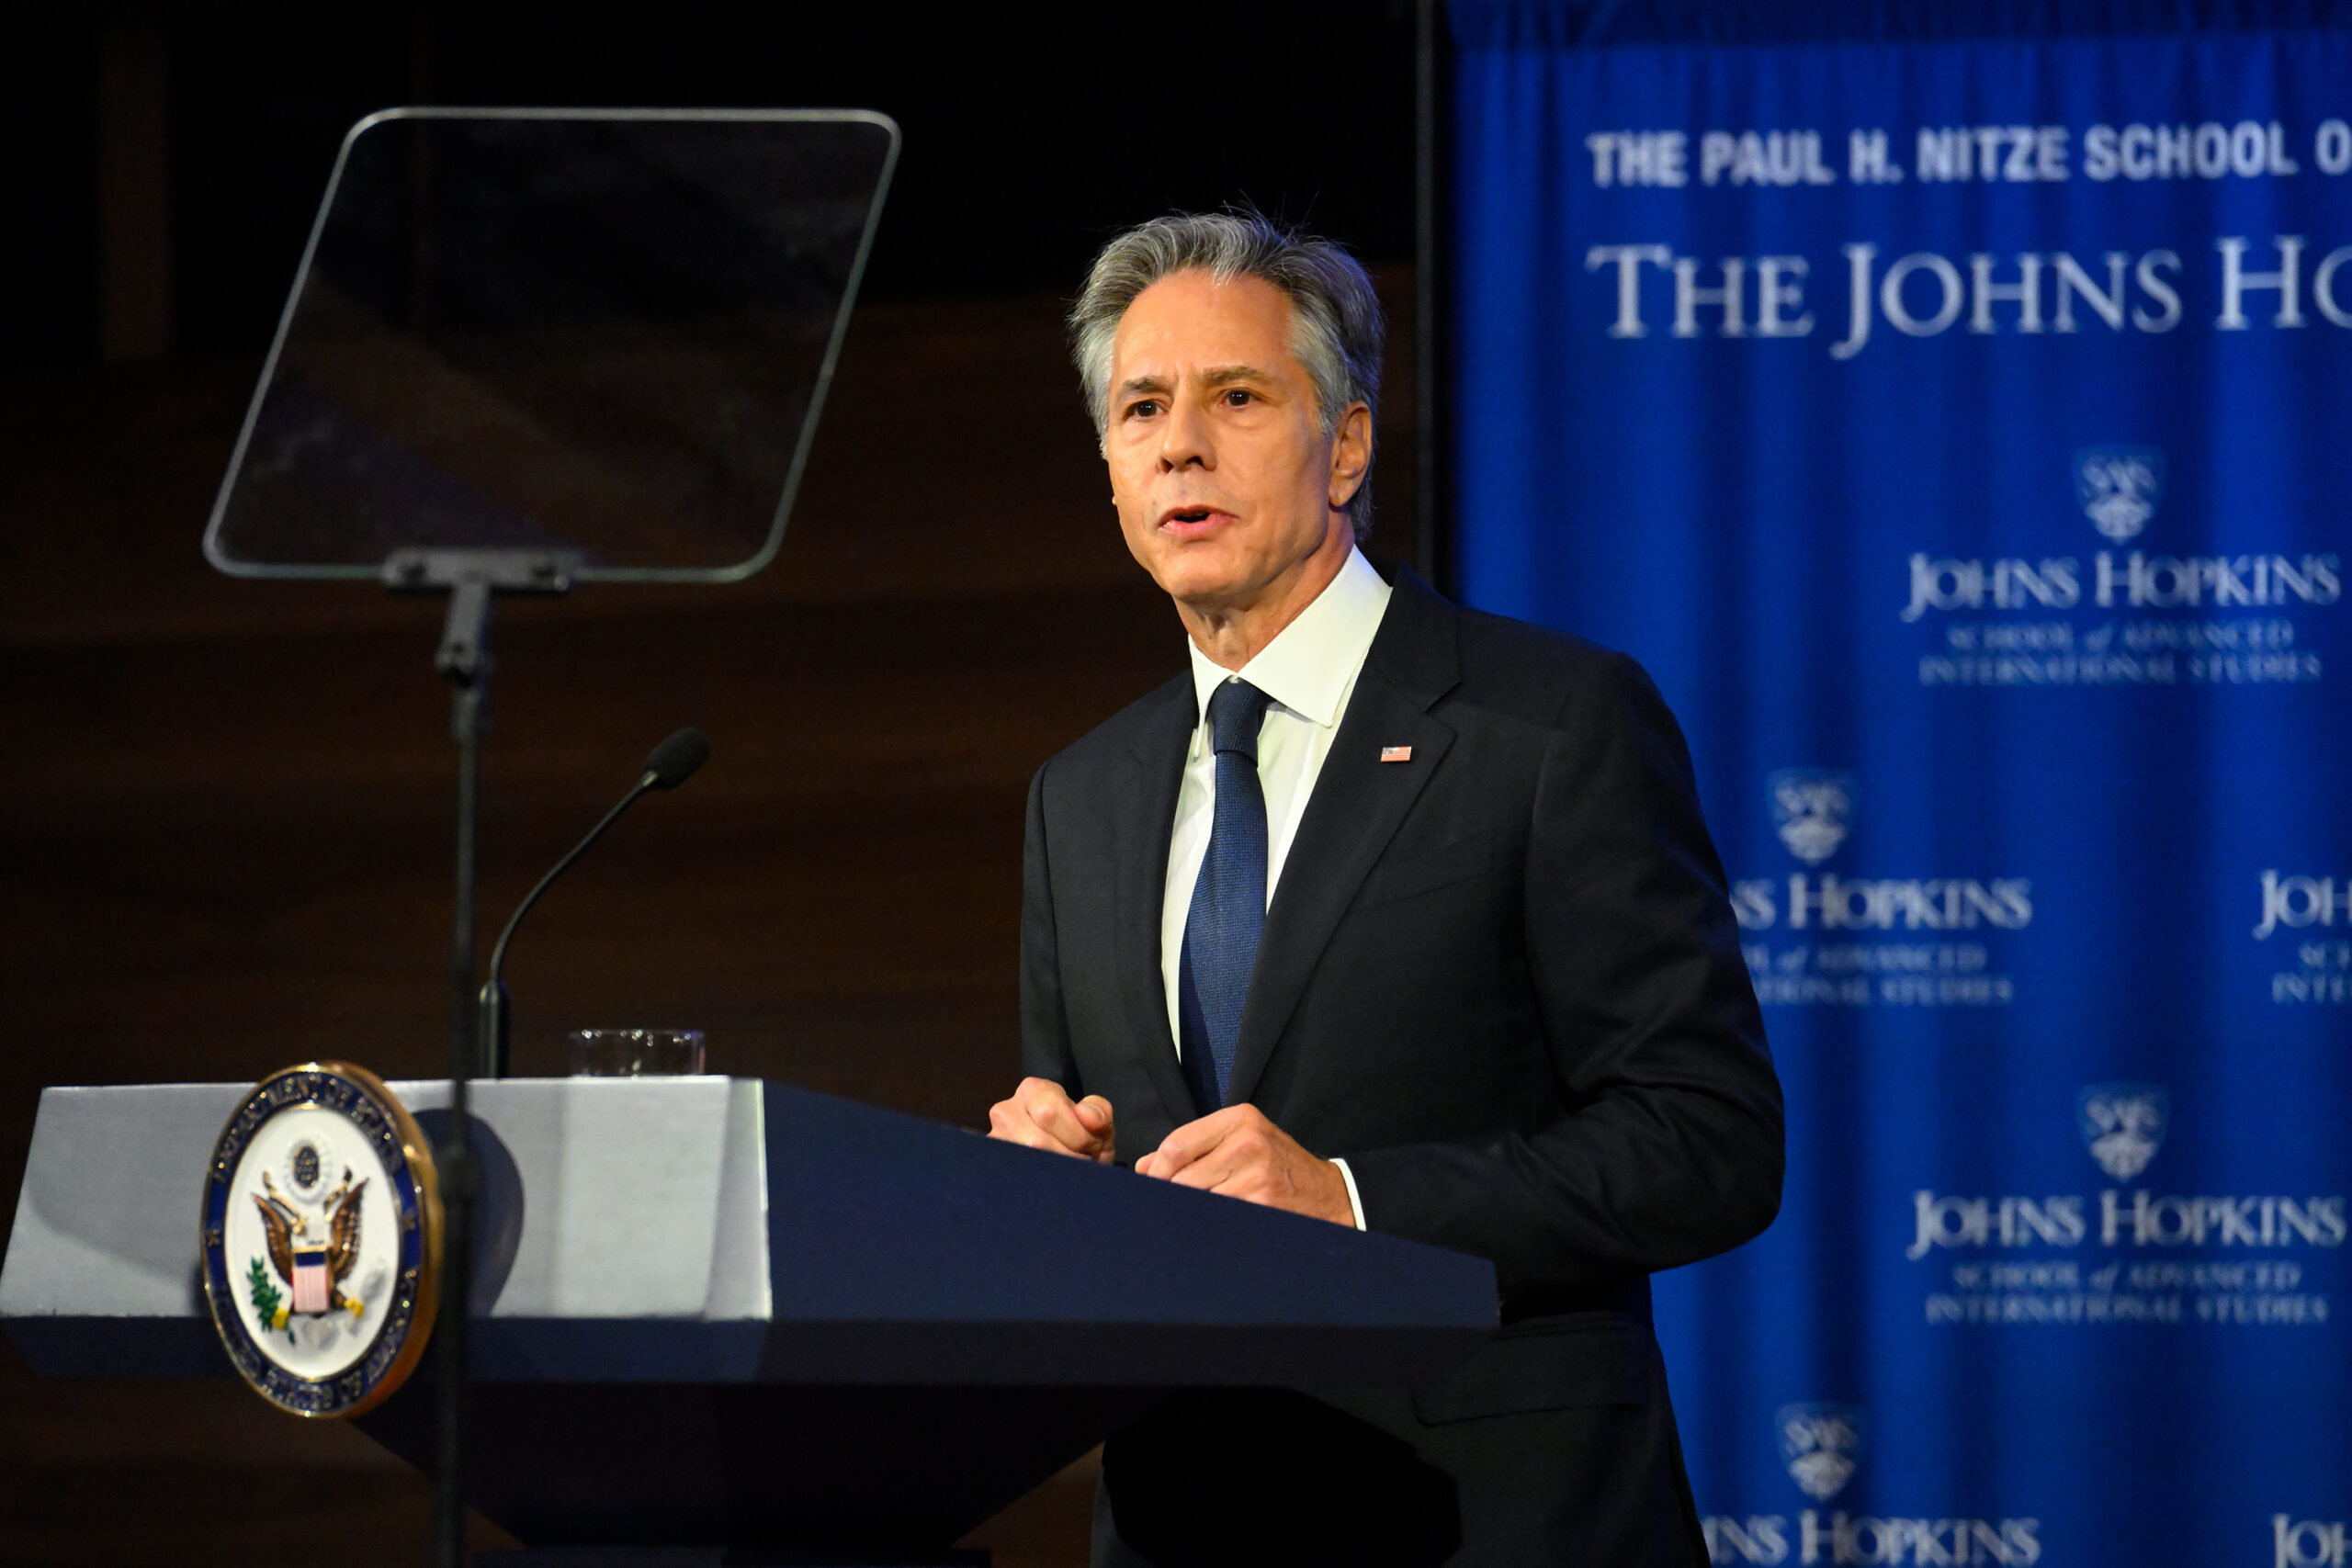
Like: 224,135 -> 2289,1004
1115,676 -> 1201,1129
1227,570 -> 1462,1108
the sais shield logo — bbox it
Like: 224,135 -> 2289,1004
1770,770 -> 1855,865
2078,1083 -> 2170,1180
2074,446 -> 2165,542
1777,1404 -> 1864,1502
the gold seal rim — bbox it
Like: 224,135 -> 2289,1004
200,1060 -> 444,1419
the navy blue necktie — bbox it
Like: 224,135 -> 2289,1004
1179,678 -> 1275,1112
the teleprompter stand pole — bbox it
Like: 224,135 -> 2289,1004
387,547 -> 576,1568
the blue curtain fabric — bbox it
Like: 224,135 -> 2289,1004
1448,6 -> 2350,1561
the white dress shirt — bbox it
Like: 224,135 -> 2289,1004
1160,545 -> 1392,1229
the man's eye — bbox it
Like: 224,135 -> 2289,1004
1125,400 -> 1160,419
1222,389 -> 1253,406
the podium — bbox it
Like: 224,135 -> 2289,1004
2,1077 -> 1497,1562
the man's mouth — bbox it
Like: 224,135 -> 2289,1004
1159,506 -> 1235,536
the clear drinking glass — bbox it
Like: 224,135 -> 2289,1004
566,1028 -> 707,1077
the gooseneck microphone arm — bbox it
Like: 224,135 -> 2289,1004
476,727 -> 709,1078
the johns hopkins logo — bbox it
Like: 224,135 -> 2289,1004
2074,446 -> 2166,542
1770,770 -> 1855,865
2078,1083 -> 2171,1180
1776,1403 -> 1864,1502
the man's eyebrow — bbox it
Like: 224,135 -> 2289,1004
1115,374 -> 1171,400
1116,365 -> 1277,398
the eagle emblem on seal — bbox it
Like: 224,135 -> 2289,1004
246,1167 -> 369,1336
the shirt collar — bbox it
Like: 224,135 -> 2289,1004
1187,546 -> 1394,732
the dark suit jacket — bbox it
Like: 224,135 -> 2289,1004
1021,567 -> 1783,1568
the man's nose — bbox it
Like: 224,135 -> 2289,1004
1157,394 -> 1214,470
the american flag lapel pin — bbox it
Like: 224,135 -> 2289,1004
1379,745 -> 1413,763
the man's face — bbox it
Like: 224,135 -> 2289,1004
1103,270 -> 1364,616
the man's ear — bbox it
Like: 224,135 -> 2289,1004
1328,401 -> 1374,510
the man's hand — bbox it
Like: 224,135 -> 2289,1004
1136,1104 -> 1354,1225
987,1077 -> 1116,1164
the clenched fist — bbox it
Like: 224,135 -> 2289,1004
987,1077 -> 1116,1164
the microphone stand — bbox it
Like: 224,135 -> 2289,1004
389,547 -> 575,1568
475,770 -> 664,1078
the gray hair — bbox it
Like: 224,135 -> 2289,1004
1069,211 -> 1385,537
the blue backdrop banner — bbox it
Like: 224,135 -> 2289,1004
1449,11 -> 2350,1565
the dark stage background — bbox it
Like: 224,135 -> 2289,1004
0,8 -> 1428,1563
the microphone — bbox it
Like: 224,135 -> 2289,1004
476,728 -> 708,1077
640,727 -> 709,791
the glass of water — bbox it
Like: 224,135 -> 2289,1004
566,1028 -> 707,1077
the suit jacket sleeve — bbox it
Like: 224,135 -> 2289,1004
1340,653 -> 1783,1305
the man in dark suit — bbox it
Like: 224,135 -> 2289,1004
988,213 -> 1782,1567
